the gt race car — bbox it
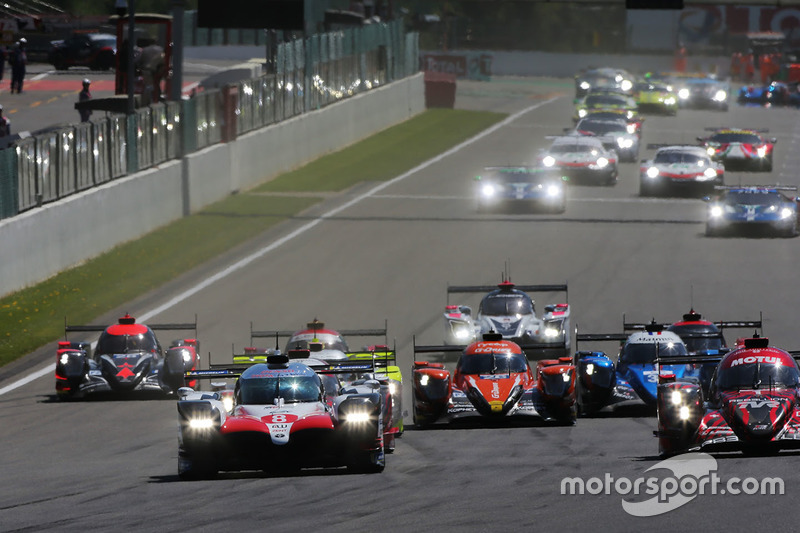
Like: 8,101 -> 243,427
640,145 -> 724,197
697,128 -> 776,171
633,80 -> 678,115
574,91 -> 639,123
474,166 -> 567,213
54,314 -> 199,399
574,67 -> 634,97
574,323 -> 693,416
177,353 -> 388,478
670,74 -> 729,111
248,320 -> 404,436
540,135 -> 618,186
705,186 -> 800,237
570,117 -> 639,162
412,332 -> 577,427
655,336 -> 800,456
443,280 -> 570,358
585,109 -> 643,138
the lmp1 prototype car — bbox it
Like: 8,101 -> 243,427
705,186 -> 800,237
54,314 -> 199,399
633,80 -> 678,115
639,145 -> 724,197
474,166 -> 567,213
574,91 -> 639,123
671,74 -> 729,111
570,117 -> 639,162
574,67 -> 634,97
177,353 -> 387,478
574,323 -> 693,416
412,332 -> 577,427
655,336 -> 800,456
697,128 -> 776,171
540,135 -> 618,186
443,280 -> 570,357
248,319 -> 404,436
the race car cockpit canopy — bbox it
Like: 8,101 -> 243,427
479,289 -> 535,316
96,322 -> 159,355
285,331 -> 349,353
237,364 -> 323,404
620,331 -> 687,364
708,131 -> 762,144
721,189 -> 784,207
715,347 -> 800,392
654,150 -> 708,166
457,351 -> 529,375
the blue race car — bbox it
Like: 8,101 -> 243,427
738,81 -> 800,106
474,166 -> 568,213
574,323 -> 693,416
672,75 -> 729,111
705,185 -> 800,237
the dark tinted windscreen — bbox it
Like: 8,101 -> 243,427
717,363 -> 800,391
481,294 -> 534,316
459,352 -> 529,374
96,330 -> 159,354
621,342 -> 688,364
239,375 -> 322,404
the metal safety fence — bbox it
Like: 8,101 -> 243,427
0,22 -> 417,221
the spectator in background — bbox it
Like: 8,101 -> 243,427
0,105 -> 11,136
9,38 -> 26,93
78,78 -> 92,122
0,45 -> 6,84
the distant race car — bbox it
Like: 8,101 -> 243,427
705,185 -> 800,237
177,353 -> 387,478
633,80 -> 678,115
671,74 -> 729,111
442,280 -> 570,358
655,335 -> 800,456
540,135 -> 618,186
48,32 -> 117,71
574,67 -> 634,97
574,323 -> 692,416
737,81 -> 800,106
585,109 -> 644,137
412,332 -> 577,427
697,127 -> 776,171
54,314 -> 199,399
474,166 -> 567,213
574,91 -> 639,122
570,117 -> 639,162
247,319 -> 405,437
639,144 -> 724,196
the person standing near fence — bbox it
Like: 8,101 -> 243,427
9,38 -> 26,94
78,78 -> 92,122
0,105 -> 11,137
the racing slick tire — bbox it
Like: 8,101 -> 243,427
161,348 -> 187,393
52,55 -> 68,71
640,180 -> 656,197
705,224 -> 719,237
763,159 -> 773,172
782,222 -> 798,238
178,453 -> 218,480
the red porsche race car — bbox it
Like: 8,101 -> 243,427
697,127 -> 777,171
412,332 -> 577,428
655,335 -> 800,456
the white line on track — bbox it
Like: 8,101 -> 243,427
0,96 -> 560,396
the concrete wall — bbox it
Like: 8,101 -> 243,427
0,73 -> 425,298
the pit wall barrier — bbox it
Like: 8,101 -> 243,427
0,73 -> 425,297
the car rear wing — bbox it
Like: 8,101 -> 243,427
250,319 -> 389,346
64,315 -> 197,337
413,337 -> 566,362
447,283 -> 568,304
623,312 -> 762,332
185,355 -> 385,381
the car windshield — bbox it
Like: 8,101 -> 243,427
723,191 -> 782,207
549,143 -> 597,154
577,120 -> 625,135
92,37 -> 116,48
620,341 -> 688,364
588,111 -> 626,121
480,293 -> 534,316
96,330 -> 159,354
486,169 -> 556,184
239,375 -> 322,404
458,352 -> 529,375
709,133 -> 762,144
683,336 -> 725,353
654,151 -> 707,165
585,95 -> 628,107
716,362 -> 800,391
285,333 -> 348,352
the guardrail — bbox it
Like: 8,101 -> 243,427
0,22 -> 418,221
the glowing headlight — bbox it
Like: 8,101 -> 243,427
671,390 -> 683,406
679,405 -> 691,421
615,74 -> 623,82
664,97 -> 676,105
646,166 -> 660,178
781,207 -> 794,219
419,374 -> 429,386
617,138 -> 633,149
626,111 -> 634,119
596,157 -> 609,168
620,79 -> 633,92
578,109 -> 587,118
482,184 -> 496,197
706,147 -> 716,156
580,81 -> 590,90
546,184 -> 562,197
222,396 -> 234,412
181,349 -> 192,363
189,418 -> 214,430
388,382 -> 397,395
666,85 -> 673,92
345,412 -> 371,423
60,354 -> 70,365
585,363 -> 595,376
757,146 -> 767,158
678,88 -> 689,99
703,168 -> 717,179
543,155 -> 556,167
709,205 -> 723,218
454,327 -> 471,339
544,327 -> 560,337
713,89 -> 727,102
561,372 -> 571,382
626,124 -> 636,134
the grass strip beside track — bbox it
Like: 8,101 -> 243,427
0,108 -> 506,368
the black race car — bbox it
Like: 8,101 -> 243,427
48,33 -> 117,71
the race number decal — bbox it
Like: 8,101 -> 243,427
263,414 -> 298,424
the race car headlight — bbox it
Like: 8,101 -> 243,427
679,405 -> 691,421
388,382 -> 398,395
757,146 -> 767,158
626,111 -> 634,119
481,183 -> 496,197
345,412 -> 372,423
580,81 -> 590,90
626,124 -> 636,134
585,363 -> 595,376
664,97 -> 676,105
546,184 -> 562,197
709,205 -> 724,218
189,418 -> 215,430
713,89 -> 727,102
222,395 -> 234,412
666,85 -> 673,92
646,166 -> 660,178
544,326 -> 560,338
706,147 -> 716,156
617,138 -> 633,149
670,390 -> 683,406
181,349 -> 192,363
620,79 -> 633,92
60,353 -> 70,365
419,374 -> 429,386
453,324 -> 471,339
578,109 -> 587,118
781,207 -> 794,220
542,155 -> 556,167
678,88 -> 690,99
595,157 -> 609,168
703,168 -> 717,179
